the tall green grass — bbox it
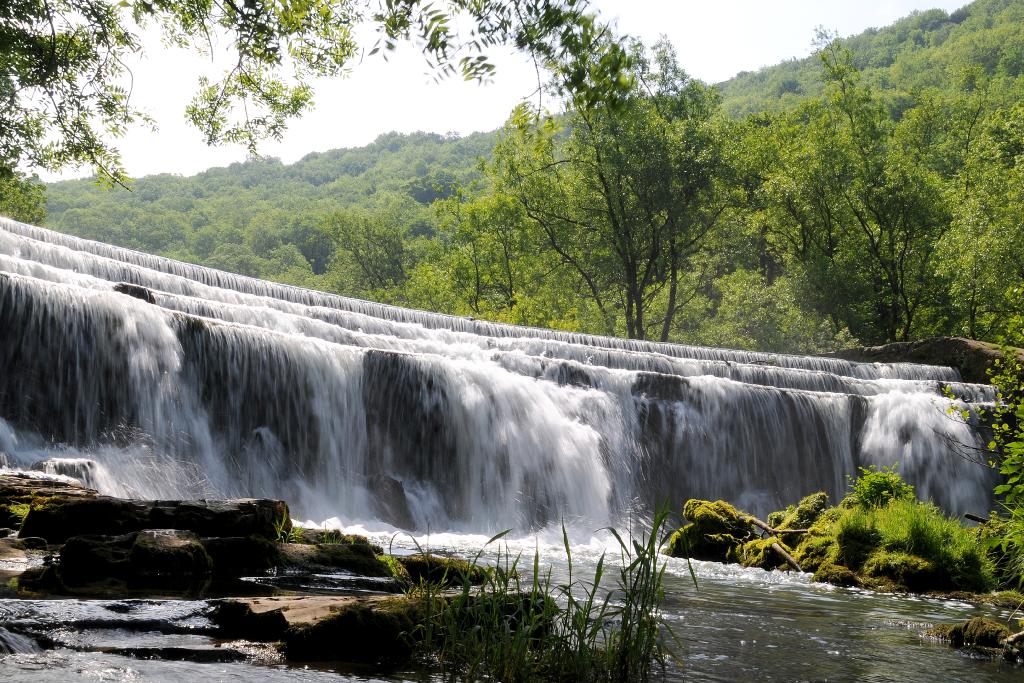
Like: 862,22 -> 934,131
834,498 -> 994,591
407,508 -> 677,682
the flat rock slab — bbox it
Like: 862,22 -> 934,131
0,473 -> 98,501
20,496 -> 289,544
225,596 -> 369,628
212,595 -> 426,663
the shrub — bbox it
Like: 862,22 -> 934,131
847,465 -> 915,509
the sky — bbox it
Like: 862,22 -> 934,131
46,0 -> 970,181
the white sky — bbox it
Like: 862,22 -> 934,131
45,0 -> 969,181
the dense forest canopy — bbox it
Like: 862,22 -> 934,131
35,0 -> 1024,353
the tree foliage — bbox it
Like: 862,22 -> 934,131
0,0 -> 628,184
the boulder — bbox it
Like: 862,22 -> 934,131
861,551 -> 936,592
282,595 -> 427,663
812,562 -> 861,588
0,472 -> 97,530
368,475 -> 415,530
397,553 -> 489,586
20,496 -> 289,544
928,616 -> 1011,649
201,536 -> 281,577
57,529 -> 213,586
279,541 -> 392,577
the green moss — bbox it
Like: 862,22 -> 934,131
0,503 -> 30,528
377,554 -> 410,582
778,492 -> 829,531
314,543 -> 392,577
683,499 -> 741,533
793,535 -> 835,573
990,590 -> 1024,609
766,507 -> 790,529
862,550 -> 936,591
667,500 -> 753,562
929,617 -> 1011,648
812,562 -> 861,587
738,538 -> 788,570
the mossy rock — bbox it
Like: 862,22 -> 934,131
812,562 -> 861,588
280,542 -> 393,577
862,551 -> 936,592
928,617 -> 1011,649
377,554 -> 410,582
294,528 -> 383,553
792,535 -> 835,574
666,500 -> 753,562
202,535 -> 281,577
989,590 -> 1024,609
397,554 -> 488,586
738,538 -> 789,571
0,503 -> 29,530
766,507 -> 791,529
777,492 -> 829,531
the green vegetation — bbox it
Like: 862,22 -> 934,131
846,465 -> 916,509
0,0 -> 628,184
411,515 -> 672,683
37,0 -> 1024,350
927,616 -> 1012,648
670,471 -> 997,594
718,1 -> 1024,118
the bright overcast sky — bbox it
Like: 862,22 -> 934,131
45,0 -> 969,181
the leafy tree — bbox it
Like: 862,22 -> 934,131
757,41 -> 950,343
323,196 -> 422,298
1,0 -> 629,183
0,170 -> 46,223
494,39 -> 725,340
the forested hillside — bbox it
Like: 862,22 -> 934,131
45,131 -> 494,288
718,0 -> 1024,116
40,0 -> 1024,353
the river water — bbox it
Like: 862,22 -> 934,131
0,528 -> 1020,681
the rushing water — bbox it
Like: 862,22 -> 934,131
0,217 -> 1014,680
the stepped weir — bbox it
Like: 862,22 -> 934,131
0,218 -> 995,530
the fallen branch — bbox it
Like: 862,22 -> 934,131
963,513 -> 988,524
770,542 -> 803,573
742,515 -> 809,537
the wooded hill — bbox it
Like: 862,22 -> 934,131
719,0 -> 1024,116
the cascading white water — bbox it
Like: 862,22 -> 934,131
0,217 -> 998,530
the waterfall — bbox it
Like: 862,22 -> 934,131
0,217 -> 997,529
